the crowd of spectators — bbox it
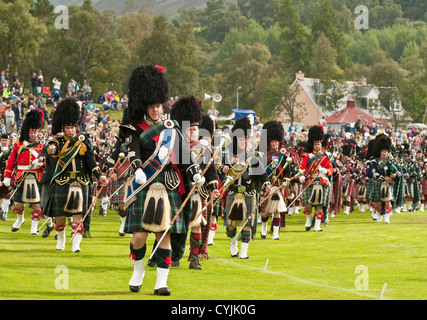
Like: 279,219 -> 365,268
278,117 -> 427,155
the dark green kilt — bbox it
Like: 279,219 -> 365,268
366,180 -> 372,202
13,175 -> 41,204
44,181 -> 90,217
124,174 -> 190,234
302,181 -> 330,208
393,177 -> 405,207
110,175 -> 128,205
371,181 -> 394,203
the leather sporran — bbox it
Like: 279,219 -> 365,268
357,185 -> 366,201
380,182 -> 392,202
227,193 -> 247,227
64,181 -> 83,213
142,182 -> 171,233
309,182 -> 324,206
22,174 -> 40,203
341,181 -> 349,197
189,193 -> 205,227
265,186 -> 287,214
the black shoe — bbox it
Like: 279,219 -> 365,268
171,260 -> 180,268
129,285 -> 141,293
189,261 -> 203,270
231,253 -> 239,258
42,224 -> 54,238
147,259 -> 156,268
154,287 -> 171,296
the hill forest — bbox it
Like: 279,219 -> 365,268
1,0 -> 427,122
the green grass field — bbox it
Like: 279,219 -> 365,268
0,206 -> 426,301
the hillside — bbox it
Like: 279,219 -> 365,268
50,0 -> 210,17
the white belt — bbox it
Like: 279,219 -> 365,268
17,165 -> 32,170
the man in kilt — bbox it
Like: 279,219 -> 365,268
170,97 -> 220,270
121,65 -> 205,295
107,107 -> 132,236
299,125 -> 333,232
259,120 -> 290,240
367,134 -> 398,223
41,98 -> 108,252
3,110 -> 45,235
0,134 -> 12,220
221,116 -> 271,259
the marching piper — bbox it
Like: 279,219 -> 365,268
121,65 -> 205,295
107,107 -> 132,236
41,98 -> 107,252
221,116 -> 271,259
368,134 -> 398,223
170,97 -> 220,270
298,125 -> 333,232
0,134 -> 12,220
259,120 -> 290,240
3,110 -> 45,234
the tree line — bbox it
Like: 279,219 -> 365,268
1,0 -> 427,122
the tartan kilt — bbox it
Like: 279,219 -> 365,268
422,179 -> 427,195
393,177 -> 405,206
302,181 -> 330,208
109,176 -> 127,205
330,179 -> 341,211
44,181 -> 90,217
371,181 -> 395,203
370,181 -> 381,203
124,173 -> 189,234
365,180 -> 372,202
93,178 -> 111,197
223,191 -> 257,227
192,192 -> 211,225
212,198 -> 222,217
349,181 -> 357,200
40,183 -> 49,208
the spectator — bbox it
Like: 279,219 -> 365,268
207,104 -> 219,119
410,126 -> 419,138
0,118 -> 5,134
79,91 -> 89,104
288,121 -> 298,132
12,71 -> 20,95
0,70 -> 5,86
2,85 -> 11,100
369,120 -> 377,138
102,99 -> 110,111
52,77 -> 62,97
13,101 -> 24,128
35,70 -> 43,97
53,90 -> 61,102
121,94 -> 128,109
31,72 -> 37,95
5,105 -> 15,132
86,100 -> 98,113
67,79 -> 76,96
81,81 -> 92,98
354,119 -> 361,134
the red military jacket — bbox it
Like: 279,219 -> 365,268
299,151 -> 333,186
4,140 -> 45,183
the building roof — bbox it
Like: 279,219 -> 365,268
325,99 -> 379,124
